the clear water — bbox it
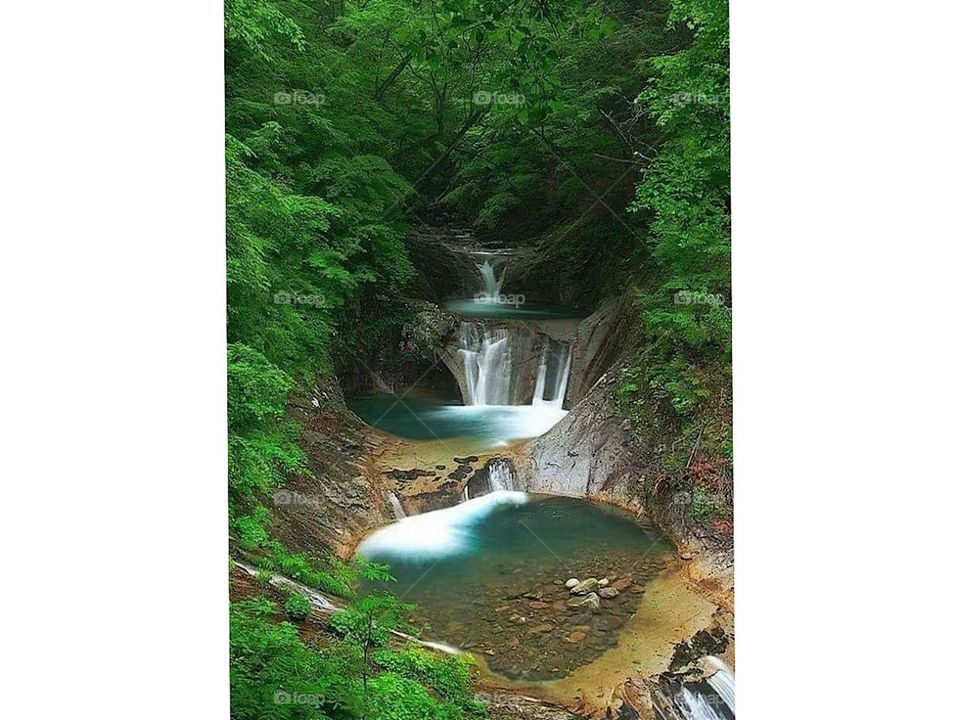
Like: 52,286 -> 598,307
357,493 -> 672,680
347,395 -> 566,447
444,298 -> 587,320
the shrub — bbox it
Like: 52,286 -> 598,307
284,593 -> 312,620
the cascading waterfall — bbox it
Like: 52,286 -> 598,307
464,460 -> 516,501
487,459 -> 516,491
673,657 -> 735,720
457,322 -> 571,409
458,323 -> 513,406
704,657 -> 735,716
477,258 -> 504,296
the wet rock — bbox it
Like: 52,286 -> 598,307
599,587 -> 620,599
447,464 -> 474,481
435,464 -> 446,470
611,577 -> 634,592
528,600 -> 550,610
453,455 -> 479,464
598,578 -> 610,588
581,593 -> 600,610
566,592 -> 600,611
383,468 -> 434,481
566,630 -> 587,643
570,578 -> 599,595
564,578 -> 580,588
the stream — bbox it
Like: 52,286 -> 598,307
347,247 -> 735,716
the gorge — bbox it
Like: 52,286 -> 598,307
225,1 -> 732,718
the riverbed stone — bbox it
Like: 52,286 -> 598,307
599,587 -> 620,599
564,578 -> 580,588
566,630 -> 587,643
570,578 -> 599,595
611,577 -> 633,592
598,578 -> 610,588
566,592 -> 600,611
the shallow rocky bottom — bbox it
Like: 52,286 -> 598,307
407,548 -> 669,681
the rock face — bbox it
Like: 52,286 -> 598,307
268,377 -> 393,558
565,299 -> 626,405
517,368 -> 648,498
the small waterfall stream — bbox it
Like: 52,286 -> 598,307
672,657 -> 736,720
477,258 -> 504,296
464,459 -> 516,501
387,491 -> 406,519
532,341 -> 571,408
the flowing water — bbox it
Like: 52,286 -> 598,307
347,395 -> 567,448
351,247 -> 575,443
357,492 -> 672,681
350,243 -> 734,711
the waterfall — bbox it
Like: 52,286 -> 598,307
487,459 -> 515,491
532,341 -> 571,409
457,322 -> 571,408
678,687 -> 726,720
458,323 -> 513,405
477,259 -> 504,296
673,657 -> 735,720
387,491 -> 406,519
704,658 -> 735,715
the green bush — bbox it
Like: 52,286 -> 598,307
284,593 -> 312,620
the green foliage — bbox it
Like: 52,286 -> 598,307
692,487 -> 725,523
372,648 -> 477,708
284,593 -> 313,620
627,0 -> 730,362
620,0 -> 731,456
231,598 -> 362,719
